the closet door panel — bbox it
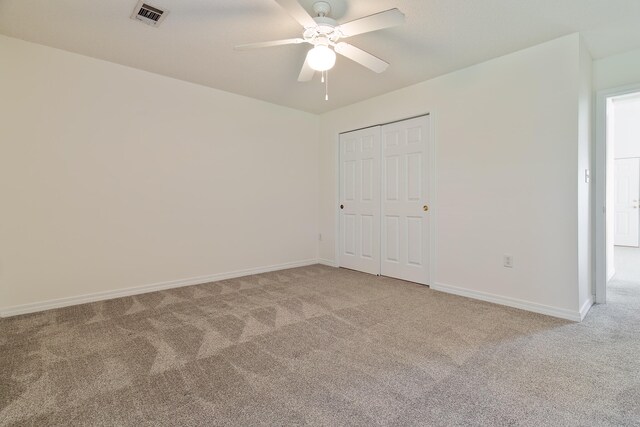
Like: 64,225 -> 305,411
381,116 -> 431,284
339,127 -> 381,275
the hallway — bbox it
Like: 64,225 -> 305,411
609,246 -> 640,301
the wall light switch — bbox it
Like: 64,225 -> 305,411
503,255 -> 513,268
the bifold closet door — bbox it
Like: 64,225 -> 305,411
381,116 -> 431,284
339,127 -> 381,275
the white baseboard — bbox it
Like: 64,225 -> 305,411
579,297 -> 594,321
430,282 -> 583,322
317,258 -> 339,267
0,259 -> 319,318
2,263 -> 591,322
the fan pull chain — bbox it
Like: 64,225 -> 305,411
325,70 -> 329,101
321,71 -> 325,83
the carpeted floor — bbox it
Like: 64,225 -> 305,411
1,265 -> 639,426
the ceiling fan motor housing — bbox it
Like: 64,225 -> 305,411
304,16 -> 340,43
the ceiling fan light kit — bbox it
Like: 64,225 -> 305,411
235,0 -> 405,99
307,44 -> 336,71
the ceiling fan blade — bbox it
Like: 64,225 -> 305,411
235,38 -> 305,50
338,9 -> 405,37
334,42 -> 389,73
298,57 -> 316,82
273,0 -> 317,28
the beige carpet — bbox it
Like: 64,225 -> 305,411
1,265 -> 639,426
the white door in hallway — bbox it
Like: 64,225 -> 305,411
614,158 -> 640,247
381,116 -> 431,284
339,127 -> 381,275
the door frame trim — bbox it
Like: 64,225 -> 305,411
595,83 -> 640,304
335,113 -> 437,286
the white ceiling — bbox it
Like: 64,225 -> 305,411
2,0 -> 640,114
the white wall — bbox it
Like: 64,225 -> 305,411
612,95 -> 640,159
319,34 -> 587,318
0,32 -> 597,320
577,38 -> 593,312
594,48 -> 640,92
0,35 -> 320,312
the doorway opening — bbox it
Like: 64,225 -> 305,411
596,87 -> 640,303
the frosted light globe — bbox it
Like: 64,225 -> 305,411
307,45 -> 336,71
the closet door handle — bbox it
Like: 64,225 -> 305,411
423,205 -> 429,212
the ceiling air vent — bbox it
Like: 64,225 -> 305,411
130,1 -> 168,27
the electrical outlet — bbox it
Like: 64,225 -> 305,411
503,255 -> 513,268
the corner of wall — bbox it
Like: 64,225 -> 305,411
593,47 -> 640,92
578,35 -> 595,308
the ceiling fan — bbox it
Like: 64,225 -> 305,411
235,0 -> 405,83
